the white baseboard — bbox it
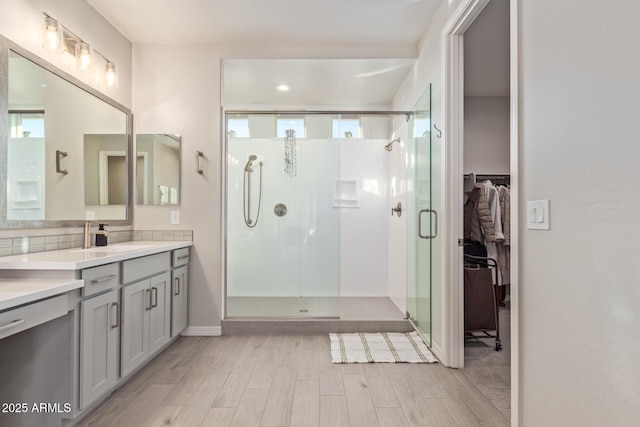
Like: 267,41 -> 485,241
181,326 -> 222,336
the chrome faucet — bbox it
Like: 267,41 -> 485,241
83,221 -> 108,249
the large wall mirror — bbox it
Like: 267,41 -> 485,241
0,36 -> 132,229
135,134 -> 181,205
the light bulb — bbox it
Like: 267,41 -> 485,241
42,17 -> 63,53
104,62 -> 118,89
75,42 -> 93,72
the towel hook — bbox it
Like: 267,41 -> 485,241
56,150 -> 68,175
195,151 -> 204,174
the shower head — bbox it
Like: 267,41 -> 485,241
384,138 -> 401,151
244,155 -> 258,172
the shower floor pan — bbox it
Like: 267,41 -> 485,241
222,297 -> 413,335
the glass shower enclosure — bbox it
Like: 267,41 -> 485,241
225,113 -> 341,318
406,85 -> 435,346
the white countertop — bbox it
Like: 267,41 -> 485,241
0,241 -> 193,270
0,278 -> 84,311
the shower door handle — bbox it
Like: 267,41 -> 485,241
430,209 -> 438,239
418,209 -> 438,239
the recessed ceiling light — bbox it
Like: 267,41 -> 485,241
276,84 -> 290,92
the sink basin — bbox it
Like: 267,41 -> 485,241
70,244 -> 155,254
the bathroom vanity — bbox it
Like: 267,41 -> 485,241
0,241 -> 192,426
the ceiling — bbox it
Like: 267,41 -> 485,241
86,0 -> 510,104
222,58 -> 416,107
87,0 -> 440,46
464,0 -> 510,97
86,0 -> 441,106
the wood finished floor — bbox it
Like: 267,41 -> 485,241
79,335 -> 510,427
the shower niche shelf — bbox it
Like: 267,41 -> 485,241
333,180 -> 359,208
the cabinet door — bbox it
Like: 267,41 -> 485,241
80,289 -> 120,409
171,265 -> 188,337
121,279 -> 150,377
149,272 -> 171,355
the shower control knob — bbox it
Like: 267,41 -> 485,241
391,202 -> 402,217
274,203 -> 287,217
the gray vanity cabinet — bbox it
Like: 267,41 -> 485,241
120,278 -> 150,377
79,289 -> 120,409
120,252 -> 172,377
171,247 -> 190,337
171,265 -> 188,337
149,272 -> 171,354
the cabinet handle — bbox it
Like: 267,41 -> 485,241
56,150 -> 68,175
0,319 -> 25,332
146,289 -> 153,311
174,277 -> 181,296
151,287 -> 158,308
91,274 -> 117,284
111,302 -> 120,328
177,255 -> 189,261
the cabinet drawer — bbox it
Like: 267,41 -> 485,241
82,263 -> 120,297
122,252 -> 171,284
173,247 -> 190,267
0,294 -> 68,340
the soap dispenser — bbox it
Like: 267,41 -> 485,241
95,224 -> 108,247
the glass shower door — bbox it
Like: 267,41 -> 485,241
407,85 -> 436,346
225,113 -> 340,318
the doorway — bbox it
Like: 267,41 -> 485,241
442,0 -> 517,423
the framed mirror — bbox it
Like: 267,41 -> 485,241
135,134 -> 181,205
0,36 -> 132,229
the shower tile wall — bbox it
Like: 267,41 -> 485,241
339,139 -> 389,297
227,133 -> 390,298
227,137 -> 340,298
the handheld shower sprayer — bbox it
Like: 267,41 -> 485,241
243,154 -> 263,228
384,138 -> 401,151
244,155 -> 258,172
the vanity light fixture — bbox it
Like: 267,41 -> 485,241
104,62 -> 118,89
42,13 -> 118,88
42,16 -> 63,53
276,84 -> 290,92
75,42 -> 93,72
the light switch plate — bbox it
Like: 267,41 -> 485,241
171,211 -> 180,225
527,200 -> 550,230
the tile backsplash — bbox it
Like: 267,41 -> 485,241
0,230 -> 193,257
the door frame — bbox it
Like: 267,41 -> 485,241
98,150 -> 126,205
441,0 -> 519,424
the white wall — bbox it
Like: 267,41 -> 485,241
518,0 -> 640,425
464,96 -> 510,174
387,123 -> 408,313
339,139 -> 389,297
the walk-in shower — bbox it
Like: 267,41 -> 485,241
224,97 -> 434,337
